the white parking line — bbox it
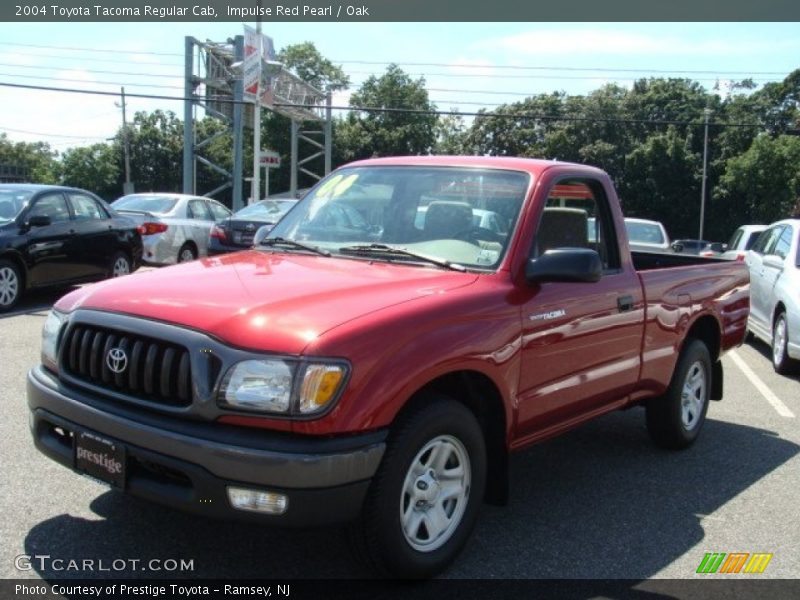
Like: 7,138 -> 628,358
728,350 -> 795,418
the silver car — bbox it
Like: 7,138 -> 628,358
112,193 -> 231,265
744,218 -> 800,374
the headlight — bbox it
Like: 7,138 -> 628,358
41,309 -> 68,371
218,359 -> 348,416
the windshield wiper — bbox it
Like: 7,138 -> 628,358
259,237 -> 331,257
338,244 -> 467,272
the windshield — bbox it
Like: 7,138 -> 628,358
235,200 -> 296,220
625,221 -> 666,245
113,195 -> 178,214
267,166 -> 530,270
0,188 -> 33,222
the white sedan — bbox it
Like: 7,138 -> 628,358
745,218 -> 800,374
112,193 -> 231,265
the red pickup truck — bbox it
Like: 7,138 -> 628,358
28,156 -> 749,578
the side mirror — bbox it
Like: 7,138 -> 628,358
252,224 -> 275,247
526,248 -> 603,284
27,215 -> 52,228
708,242 -> 725,253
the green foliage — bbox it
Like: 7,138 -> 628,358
337,64 -> 437,161
0,133 -> 59,183
277,42 -> 350,92
716,134 -> 800,226
60,143 -> 120,200
127,110 -> 183,194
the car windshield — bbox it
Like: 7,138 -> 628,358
626,221 -> 665,244
112,195 -> 178,214
235,200 -> 295,220
0,188 -> 33,222
267,166 -> 530,270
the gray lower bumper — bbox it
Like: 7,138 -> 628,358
27,366 -> 386,525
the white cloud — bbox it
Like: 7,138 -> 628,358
483,29 -> 797,57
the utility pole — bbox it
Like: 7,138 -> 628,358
250,2 -> 263,204
698,108 -> 711,241
120,87 -> 133,195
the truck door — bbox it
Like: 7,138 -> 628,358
516,178 -> 645,439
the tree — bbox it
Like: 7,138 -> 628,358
0,133 -> 59,183
276,42 -> 350,92
61,144 -> 120,200
127,110 -> 183,193
336,64 -> 437,161
619,127 -> 702,239
433,111 -> 468,155
716,134 -> 800,228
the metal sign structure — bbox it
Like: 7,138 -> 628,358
182,34 -> 332,211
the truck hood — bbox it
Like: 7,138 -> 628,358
57,251 -> 478,354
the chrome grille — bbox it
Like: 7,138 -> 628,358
61,325 -> 192,406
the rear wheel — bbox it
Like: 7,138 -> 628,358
646,339 -> 711,450
109,251 -> 131,278
0,260 -> 22,311
349,396 -> 486,578
772,312 -> 799,375
177,243 -> 197,263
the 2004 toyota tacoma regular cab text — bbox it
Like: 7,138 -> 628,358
28,156 -> 749,578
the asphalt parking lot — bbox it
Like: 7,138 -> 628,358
1,279 -> 798,584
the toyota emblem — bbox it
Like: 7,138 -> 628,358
245,223 -> 255,232
106,347 -> 128,374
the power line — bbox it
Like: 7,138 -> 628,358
0,41 -> 788,78
0,41 -> 183,57
336,59 -> 790,77
0,80 -> 774,129
0,71 -> 185,90
0,62 -> 181,79
0,125 -> 109,140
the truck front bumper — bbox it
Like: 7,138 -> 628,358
27,366 -> 386,526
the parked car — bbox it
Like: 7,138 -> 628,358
111,193 -> 231,265
671,239 -> 715,255
0,184 -> 142,311
624,218 -> 671,253
29,156 -> 748,577
719,224 -> 767,261
208,198 -> 297,256
744,218 -> 800,374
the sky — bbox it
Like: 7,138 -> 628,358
0,21 -> 798,151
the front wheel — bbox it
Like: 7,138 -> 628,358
646,339 -> 712,450
349,396 -> 486,578
772,312 -> 799,375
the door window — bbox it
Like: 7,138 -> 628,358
69,193 -> 108,220
771,226 -> 793,259
188,199 -> 212,220
28,193 -> 70,223
207,201 -> 231,221
752,226 -> 783,255
531,179 -> 620,272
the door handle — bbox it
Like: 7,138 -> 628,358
617,295 -> 634,312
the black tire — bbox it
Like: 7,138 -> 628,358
349,396 -> 487,578
108,251 -> 132,278
177,243 -> 197,263
0,259 -> 23,312
646,339 -> 712,450
772,312 -> 799,375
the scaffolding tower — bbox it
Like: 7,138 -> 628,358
182,35 -> 332,211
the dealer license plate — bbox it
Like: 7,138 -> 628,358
75,432 -> 126,488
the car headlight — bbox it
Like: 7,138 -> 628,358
218,359 -> 347,416
41,309 -> 68,372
